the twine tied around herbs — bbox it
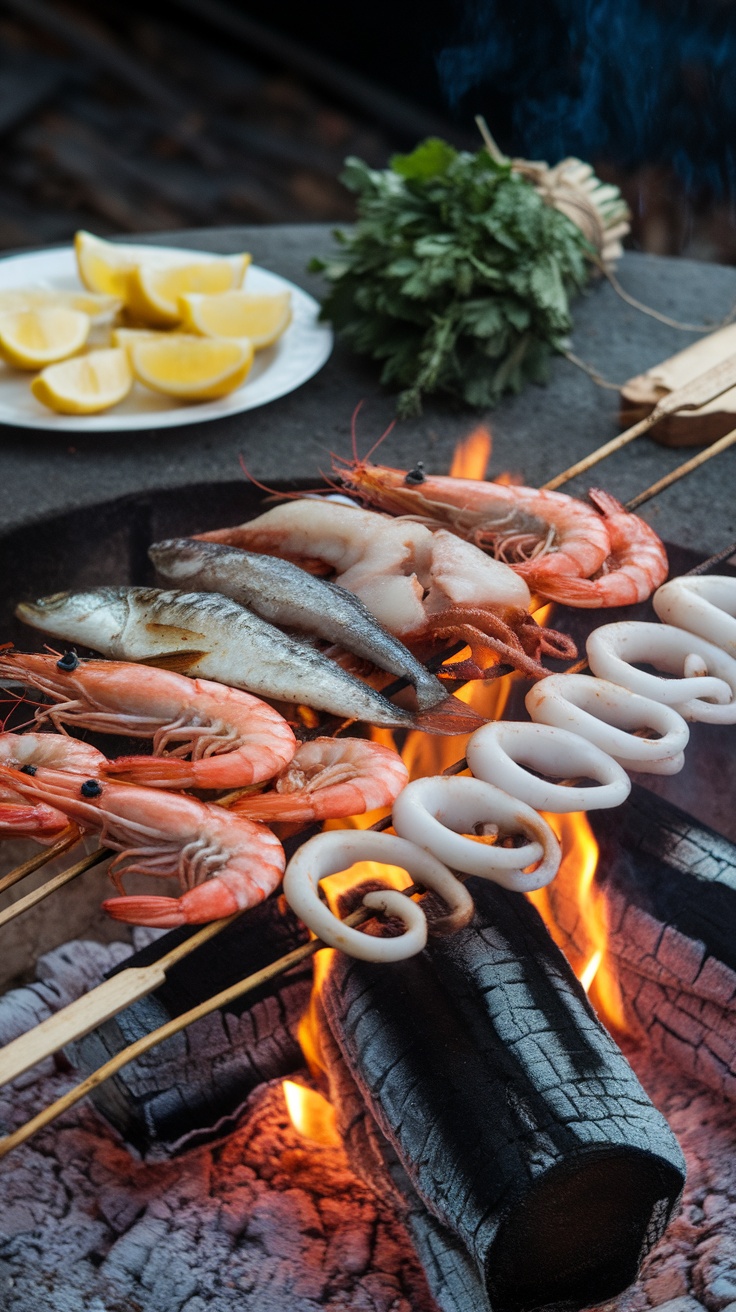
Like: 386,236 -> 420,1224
475,116 -> 736,389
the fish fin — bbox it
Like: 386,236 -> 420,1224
412,694 -> 488,735
104,756 -> 194,787
135,650 -> 208,673
146,621 -> 207,641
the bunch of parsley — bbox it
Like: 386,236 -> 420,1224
310,139 -> 593,417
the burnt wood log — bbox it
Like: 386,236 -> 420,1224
548,784 -> 736,1102
67,896 -> 312,1156
316,879 -> 686,1312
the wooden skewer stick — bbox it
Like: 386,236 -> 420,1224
542,352 -> 736,492
0,829 -> 79,897
0,912 -> 239,1089
0,846 -> 109,931
625,426 -> 736,510
0,890 -> 421,1159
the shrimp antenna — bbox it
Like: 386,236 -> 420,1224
361,418 -> 396,466
351,400 -> 365,465
238,456 -> 329,502
316,468 -> 351,496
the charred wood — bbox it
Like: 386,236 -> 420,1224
549,784 -> 736,1102
316,880 -> 686,1312
67,897 -> 312,1157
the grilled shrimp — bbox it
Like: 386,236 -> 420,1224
0,653 -> 296,789
0,731 -> 106,845
0,762 -> 285,926
199,499 -> 575,678
527,490 -> 669,608
231,737 -> 408,823
333,459 -> 613,585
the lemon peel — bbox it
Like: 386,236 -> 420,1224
125,255 -> 251,327
31,348 -> 133,414
131,336 -> 254,400
0,308 -> 90,369
178,290 -> 292,348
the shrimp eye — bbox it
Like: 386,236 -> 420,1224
404,463 -> 426,486
57,651 -> 79,672
20,764 -> 37,776
80,779 -> 102,798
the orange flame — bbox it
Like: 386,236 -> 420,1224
450,426 -> 492,479
527,811 -> 627,1032
282,1079 -> 341,1146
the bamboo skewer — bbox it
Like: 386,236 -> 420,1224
0,846 -> 110,931
543,351 -> 736,491
625,426 -> 736,510
0,829 -> 79,896
2,438 -> 736,1157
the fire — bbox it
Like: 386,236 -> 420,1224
282,1079 -> 341,1147
449,425 -> 492,479
527,811 -> 627,1032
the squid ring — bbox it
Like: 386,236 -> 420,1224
653,576 -> 736,660
525,673 -> 690,776
282,829 -> 472,962
586,621 -> 736,723
466,721 -> 631,812
391,774 -> 561,891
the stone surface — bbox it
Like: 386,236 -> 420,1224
0,228 -> 734,557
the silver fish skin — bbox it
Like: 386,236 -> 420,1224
14,586 -> 483,734
149,537 -> 446,710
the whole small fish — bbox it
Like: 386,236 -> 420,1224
15,586 -> 484,734
149,537 -> 446,710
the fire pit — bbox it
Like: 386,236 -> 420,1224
1,226 -> 736,1312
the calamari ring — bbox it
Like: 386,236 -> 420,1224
282,829 -> 472,962
525,673 -> 689,776
586,621 -> 736,723
391,774 -> 560,892
653,576 -> 736,660
466,721 -> 631,812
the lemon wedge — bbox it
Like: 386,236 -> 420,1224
112,327 -> 173,351
75,231 -> 137,298
126,255 -> 251,327
31,348 -> 133,414
178,290 -> 292,348
131,336 -> 254,400
0,308 -> 90,369
0,289 -> 121,320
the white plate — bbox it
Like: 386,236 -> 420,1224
0,242 -> 333,432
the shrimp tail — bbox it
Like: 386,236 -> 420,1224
104,756 -> 197,788
412,695 -> 489,734
102,895 -> 191,926
587,488 -> 625,518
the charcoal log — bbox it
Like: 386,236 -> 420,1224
68,897 -> 312,1156
317,879 -> 686,1312
547,784 -> 736,1100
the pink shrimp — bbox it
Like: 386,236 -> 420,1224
232,736 -> 408,823
333,459 -> 613,585
0,762 -> 285,926
0,653 -> 296,789
525,490 -> 669,608
0,731 -> 106,845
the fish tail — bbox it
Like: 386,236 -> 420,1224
104,756 -> 194,788
412,695 -> 488,735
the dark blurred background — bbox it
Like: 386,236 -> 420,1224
3,0 -> 736,261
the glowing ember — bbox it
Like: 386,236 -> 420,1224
282,1078 -> 341,1146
